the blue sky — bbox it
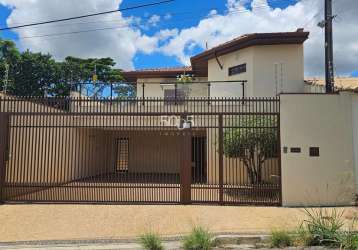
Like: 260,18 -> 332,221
120,0 -> 299,69
0,0 -> 357,76
0,0 -> 298,69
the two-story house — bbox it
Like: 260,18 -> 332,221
122,28 -> 309,99
0,29 -> 309,205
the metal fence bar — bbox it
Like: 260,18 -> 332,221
180,130 -> 192,204
0,97 -> 280,205
0,113 -> 9,202
218,114 -> 224,205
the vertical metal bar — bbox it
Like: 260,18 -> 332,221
277,104 -> 282,206
207,83 -> 211,105
110,83 -> 113,101
180,128 -> 191,204
242,81 -> 245,99
218,114 -> 223,205
0,113 -> 9,202
174,83 -> 178,106
142,83 -> 145,106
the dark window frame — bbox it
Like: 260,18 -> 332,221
116,138 -> 129,172
228,63 -> 247,76
309,147 -> 320,157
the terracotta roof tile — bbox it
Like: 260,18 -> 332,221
123,66 -> 192,74
191,29 -> 310,63
122,29 -> 310,81
305,77 -> 358,92
121,66 -> 194,82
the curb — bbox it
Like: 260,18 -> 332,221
0,233 -> 271,247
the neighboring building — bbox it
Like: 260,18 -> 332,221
123,28 -> 309,98
305,77 -> 358,93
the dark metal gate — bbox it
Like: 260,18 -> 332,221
0,97 -> 280,205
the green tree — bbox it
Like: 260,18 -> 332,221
9,50 -> 61,96
112,83 -> 136,98
62,56 -> 123,97
0,39 -> 20,92
223,116 -> 278,184
0,39 -> 124,97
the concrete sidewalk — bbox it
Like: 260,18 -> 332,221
0,205 -> 356,243
0,242 -> 339,250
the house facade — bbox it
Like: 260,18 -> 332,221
122,29 -> 309,99
6,28 -> 358,207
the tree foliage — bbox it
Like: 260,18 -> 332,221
0,38 -> 124,97
223,116 -> 278,184
0,40 -> 20,92
11,50 -> 61,96
60,56 -> 124,98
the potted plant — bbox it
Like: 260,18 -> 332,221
176,73 -> 193,94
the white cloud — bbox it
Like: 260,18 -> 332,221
1,0 -> 357,75
158,0 -> 358,76
155,28 -> 178,41
208,9 -> 218,17
163,13 -> 172,20
148,14 -> 161,27
0,0 -> 159,70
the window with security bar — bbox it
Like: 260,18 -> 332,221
116,138 -> 129,172
228,63 -> 246,76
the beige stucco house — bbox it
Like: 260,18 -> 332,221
122,28 -> 309,99
2,28 -> 358,207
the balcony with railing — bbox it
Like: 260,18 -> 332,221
0,80 -> 281,116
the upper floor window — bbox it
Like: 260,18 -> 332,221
164,89 -> 186,104
228,63 -> 246,76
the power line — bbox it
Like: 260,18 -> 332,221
17,3 -> 279,40
0,0 -> 175,31
3,0 -> 292,31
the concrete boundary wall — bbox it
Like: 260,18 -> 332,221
280,93 -> 357,206
352,95 -> 358,193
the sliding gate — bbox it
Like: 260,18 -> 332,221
0,97 -> 280,205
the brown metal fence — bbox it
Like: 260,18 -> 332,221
0,96 -> 280,205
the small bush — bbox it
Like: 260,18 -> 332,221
140,232 -> 164,250
340,231 -> 358,250
301,208 -> 344,247
182,227 -> 214,250
270,230 -> 293,248
294,225 -> 315,247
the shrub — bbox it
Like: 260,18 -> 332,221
301,208 -> 344,247
270,230 -> 293,248
223,116 -> 278,184
339,217 -> 358,250
340,231 -> 358,250
140,232 -> 164,250
294,225 -> 315,247
182,227 -> 214,250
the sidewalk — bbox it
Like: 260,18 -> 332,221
0,237 -> 341,250
0,205 -> 356,243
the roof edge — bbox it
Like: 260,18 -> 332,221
190,30 -> 310,64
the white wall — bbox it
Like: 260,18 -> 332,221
352,95 -> 358,193
281,93 -> 356,206
136,78 -> 167,98
207,44 -> 304,98
136,77 -> 208,98
133,44 -> 304,98
208,47 -> 254,98
252,44 -> 304,96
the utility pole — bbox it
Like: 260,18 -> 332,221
324,0 -> 334,93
